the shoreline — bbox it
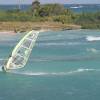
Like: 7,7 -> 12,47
0,22 -> 81,32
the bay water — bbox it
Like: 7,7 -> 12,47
0,30 -> 100,100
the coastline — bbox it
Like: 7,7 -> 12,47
0,22 -> 81,32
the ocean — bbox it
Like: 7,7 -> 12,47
64,4 -> 100,13
0,4 -> 100,13
0,30 -> 100,100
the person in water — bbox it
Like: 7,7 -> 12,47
2,55 -> 12,72
2,66 -> 6,72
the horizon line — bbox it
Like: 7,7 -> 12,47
0,3 -> 100,5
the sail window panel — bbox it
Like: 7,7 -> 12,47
12,55 -> 24,66
22,39 -> 32,48
17,47 -> 28,56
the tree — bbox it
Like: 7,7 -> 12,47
32,0 -> 40,16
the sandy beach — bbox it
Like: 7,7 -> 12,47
0,22 -> 81,32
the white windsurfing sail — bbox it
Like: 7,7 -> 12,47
4,30 -> 41,71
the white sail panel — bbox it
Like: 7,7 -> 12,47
5,30 -> 39,70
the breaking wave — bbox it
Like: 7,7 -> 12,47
10,68 -> 100,76
86,36 -> 100,41
86,48 -> 100,54
70,6 -> 83,9
37,42 -> 85,46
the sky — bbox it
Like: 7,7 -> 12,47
0,0 -> 100,5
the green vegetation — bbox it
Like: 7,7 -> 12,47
0,0 -> 100,29
75,12 -> 100,29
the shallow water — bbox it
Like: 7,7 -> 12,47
0,30 -> 100,100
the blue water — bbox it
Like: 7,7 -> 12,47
0,30 -> 100,100
64,4 -> 100,13
0,4 -> 100,13
0,5 -> 30,11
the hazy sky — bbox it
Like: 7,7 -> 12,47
0,0 -> 100,5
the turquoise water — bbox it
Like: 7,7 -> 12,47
0,30 -> 100,100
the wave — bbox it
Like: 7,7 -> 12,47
10,68 -> 99,76
86,48 -> 99,53
70,6 -> 83,9
29,55 -> 100,62
86,36 -> 100,41
0,31 -> 16,35
37,42 -> 84,46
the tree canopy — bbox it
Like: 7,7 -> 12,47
0,1 -> 99,29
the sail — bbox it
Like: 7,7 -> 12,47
4,30 -> 40,70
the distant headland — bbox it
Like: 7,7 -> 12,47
0,0 -> 100,32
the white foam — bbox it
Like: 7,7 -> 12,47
0,31 -> 15,35
10,68 -> 99,76
38,43 -> 66,46
38,42 -> 82,46
86,36 -> 100,41
87,48 -> 98,53
21,72 -> 47,76
70,6 -> 83,9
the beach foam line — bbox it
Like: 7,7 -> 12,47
10,68 -> 100,76
86,36 -> 100,41
0,31 -> 16,35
